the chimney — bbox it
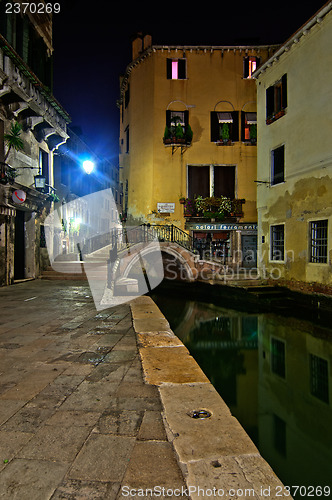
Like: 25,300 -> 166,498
132,33 -> 152,61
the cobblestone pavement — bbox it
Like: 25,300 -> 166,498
0,280 -> 187,499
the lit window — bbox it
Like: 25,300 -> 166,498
243,56 -> 260,78
241,112 -> 257,142
167,58 -> 186,79
270,225 -> 284,261
310,220 -> 328,263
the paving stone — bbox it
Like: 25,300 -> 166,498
1,406 -> 56,433
0,431 -> 33,471
44,410 -> 101,428
140,346 -> 210,385
122,441 -> 186,488
159,383 -> 258,463
59,381 -> 120,411
104,349 -> 137,363
95,409 -> 144,436
17,425 -> 90,463
0,369 -> 62,401
51,479 -> 120,500
0,458 -> 68,500
68,433 -> 136,482
138,410 -> 168,441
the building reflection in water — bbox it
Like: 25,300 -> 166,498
151,294 -> 332,488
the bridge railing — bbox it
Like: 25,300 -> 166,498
82,223 -> 195,259
140,224 -> 194,252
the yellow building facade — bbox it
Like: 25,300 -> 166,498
119,35 -> 278,266
254,3 -> 332,290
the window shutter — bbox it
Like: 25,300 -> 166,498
243,57 -> 249,78
241,111 -> 246,141
282,74 -> 287,109
188,166 -> 210,199
210,112 -> 219,142
166,59 -> 172,79
266,86 -> 274,118
272,146 -> 284,184
184,110 -> 189,127
231,112 -> 239,141
178,59 -> 186,79
166,110 -> 172,128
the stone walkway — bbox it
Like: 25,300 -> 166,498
0,280 -> 187,499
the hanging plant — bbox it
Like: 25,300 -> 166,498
4,122 -> 24,161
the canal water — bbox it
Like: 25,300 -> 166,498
150,283 -> 332,495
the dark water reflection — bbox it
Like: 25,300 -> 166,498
151,289 -> 332,492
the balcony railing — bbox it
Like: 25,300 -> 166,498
182,196 -> 245,220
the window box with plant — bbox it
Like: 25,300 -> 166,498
163,111 -> 193,146
182,196 -> 245,220
211,111 -> 239,144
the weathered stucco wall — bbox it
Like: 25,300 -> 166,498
119,45 -> 275,228
256,9 -> 332,287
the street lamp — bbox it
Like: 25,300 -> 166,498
34,174 -> 46,191
82,160 -> 95,174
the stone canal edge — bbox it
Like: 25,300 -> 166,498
130,295 -> 290,500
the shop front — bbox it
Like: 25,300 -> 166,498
188,222 -> 257,267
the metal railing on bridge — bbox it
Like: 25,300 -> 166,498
81,223 -> 194,257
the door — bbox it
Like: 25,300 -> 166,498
14,210 -> 25,279
241,234 -> 257,267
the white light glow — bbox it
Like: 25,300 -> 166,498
82,160 -> 94,174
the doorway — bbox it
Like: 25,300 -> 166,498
241,234 -> 257,267
14,210 -> 25,279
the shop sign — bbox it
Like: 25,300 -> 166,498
157,203 -> 175,213
12,190 -> 26,205
189,223 -> 257,231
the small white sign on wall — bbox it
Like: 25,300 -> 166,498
157,203 -> 175,213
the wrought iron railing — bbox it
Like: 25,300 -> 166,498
81,223 -> 195,258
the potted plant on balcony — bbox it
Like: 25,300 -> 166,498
163,126 -> 172,144
175,123 -> 185,143
220,123 -> 230,145
250,124 -> 257,144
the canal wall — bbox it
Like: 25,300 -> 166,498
130,295 -> 290,500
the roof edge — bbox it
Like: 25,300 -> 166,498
252,1 -> 332,78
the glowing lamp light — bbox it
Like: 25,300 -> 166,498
82,160 -> 94,174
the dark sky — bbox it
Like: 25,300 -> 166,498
52,1 -> 327,163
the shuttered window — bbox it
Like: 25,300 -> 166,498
271,145 -> 285,185
167,58 -> 186,79
266,74 -> 287,122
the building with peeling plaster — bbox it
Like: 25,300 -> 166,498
254,1 -> 332,290
118,35 -> 279,268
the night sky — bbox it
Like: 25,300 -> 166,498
52,1 -> 328,163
